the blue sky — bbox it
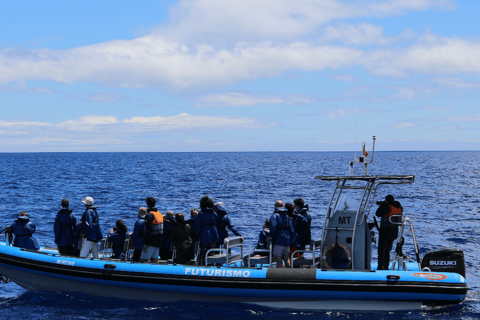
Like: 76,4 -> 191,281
1,0 -> 480,151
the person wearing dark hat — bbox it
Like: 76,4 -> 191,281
10,211 -> 40,250
79,196 -> 103,258
54,199 -> 76,255
107,220 -> 128,259
375,194 -> 403,270
293,198 -> 312,252
215,202 -> 242,248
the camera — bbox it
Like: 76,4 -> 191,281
376,201 -> 385,205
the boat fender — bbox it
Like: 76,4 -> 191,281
322,242 -> 351,269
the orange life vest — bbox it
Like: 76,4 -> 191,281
151,211 -> 163,224
386,205 -> 402,217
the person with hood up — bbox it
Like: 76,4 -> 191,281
269,200 -> 295,268
107,220 -> 128,259
54,198 -> 76,255
195,196 -> 219,265
293,198 -> 312,252
215,202 -> 242,248
255,218 -> 272,256
170,212 -> 194,264
79,196 -> 103,258
10,211 -> 40,250
160,211 -> 175,260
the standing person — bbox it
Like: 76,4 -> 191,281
293,198 -> 312,252
107,220 -> 128,259
160,211 -> 175,260
79,196 -> 103,258
195,196 -> 219,266
141,197 -> 163,262
285,203 -> 299,258
54,199 -> 76,255
269,200 -> 295,268
10,211 -> 40,250
375,194 -> 403,270
215,202 -> 242,248
186,208 -> 199,256
171,213 -> 194,264
129,207 -> 146,262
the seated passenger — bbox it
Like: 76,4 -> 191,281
10,211 -> 40,250
215,202 -> 242,248
54,199 -> 76,256
255,219 -> 271,256
129,207 -> 146,262
171,213 -> 194,264
160,211 -> 175,260
107,220 -> 128,259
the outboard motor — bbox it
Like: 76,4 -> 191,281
421,248 -> 466,278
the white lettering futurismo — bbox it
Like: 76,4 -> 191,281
184,268 -> 251,278
430,261 -> 457,266
56,260 -> 75,266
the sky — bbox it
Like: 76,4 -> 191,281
1,0 -> 480,152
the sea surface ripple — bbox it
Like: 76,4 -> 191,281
0,151 -> 479,319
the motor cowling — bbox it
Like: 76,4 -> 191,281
421,248 -> 466,278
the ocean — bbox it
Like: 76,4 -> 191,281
0,151 -> 478,319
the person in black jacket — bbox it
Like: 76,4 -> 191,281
171,213 -> 194,264
375,194 -> 403,270
141,197 -> 163,263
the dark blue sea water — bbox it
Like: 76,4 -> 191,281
0,151 -> 479,319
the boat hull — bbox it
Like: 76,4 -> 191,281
0,244 -> 468,310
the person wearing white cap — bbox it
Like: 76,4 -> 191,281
79,196 -> 103,258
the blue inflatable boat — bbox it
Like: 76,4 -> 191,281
0,137 -> 468,310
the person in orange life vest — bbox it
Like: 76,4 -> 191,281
375,194 -> 403,270
141,197 -> 163,263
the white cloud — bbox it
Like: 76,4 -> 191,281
57,115 -> 120,131
443,114 -> 480,122
0,120 -> 52,127
328,74 -> 359,82
195,92 -> 314,108
85,92 -> 130,103
318,23 -> 394,46
318,108 -> 382,118
430,77 -> 480,89
159,0 -> 454,44
420,106 -> 454,112
389,122 -> 419,129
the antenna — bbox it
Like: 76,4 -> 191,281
349,136 -> 376,176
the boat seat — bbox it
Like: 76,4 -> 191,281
100,238 -> 113,258
291,239 -> 322,268
205,236 -> 244,266
246,238 -> 273,267
123,239 -> 132,260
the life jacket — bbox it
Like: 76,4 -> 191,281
150,211 -> 164,236
386,205 -> 402,217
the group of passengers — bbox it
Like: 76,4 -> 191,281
5,195 -> 312,267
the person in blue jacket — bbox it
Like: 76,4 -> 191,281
215,202 -> 242,248
129,207 -> 146,262
293,198 -> 312,252
255,218 -> 271,256
269,200 -> 295,268
195,196 -> 219,265
54,199 -> 76,256
160,211 -> 175,260
79,196 -> 103,258
10,211 -> 39,250
107,220 -> 128,259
